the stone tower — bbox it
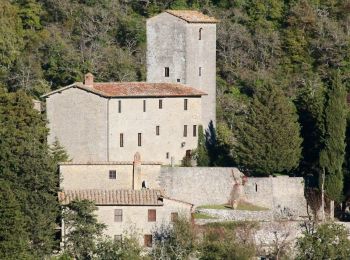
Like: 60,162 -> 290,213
147,10 -> 217,128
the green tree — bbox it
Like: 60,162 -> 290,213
63,200 -> 106,260
0,91 -> 59,257
234,83 -> 302,176
151,216 -> 196,259
0,179 -> 30,260
296,222 -> 350,260
196,125 -> 210,166
320,73 -> 347,202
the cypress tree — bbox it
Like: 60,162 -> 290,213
234,83 -> 302,176
320,73 -> 347,202
0,179 -> 30,260
196,125 -> 210,166
0,91 -> 59,257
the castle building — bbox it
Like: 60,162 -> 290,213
147,10 -> 218,128
43,10 -> 218,247
43,10 -> 217,165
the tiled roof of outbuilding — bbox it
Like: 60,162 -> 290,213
166,10 -> 218,23
92,82 -> 206,97
58,189 -> 164,206
42,82 -> 206,98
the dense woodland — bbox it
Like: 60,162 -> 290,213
1,0 -> 350,258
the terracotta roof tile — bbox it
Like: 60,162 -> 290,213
166,10 -> 218,23
58,189 -> 164,206
42,82 -> 206,98
91,82 -> 206,97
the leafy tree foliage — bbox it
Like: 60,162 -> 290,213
320,74 -> 347,202
151,216 -> 196,259
63,200 -> 106,260
196,125 -> 210,166
0,179 -> 30,260
0,90 -> 58,258
296,222 -> 350,260
234,83 -> 302,176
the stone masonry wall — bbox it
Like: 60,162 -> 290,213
159,167 -> 308,217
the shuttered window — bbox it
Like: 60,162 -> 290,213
148,209 -> 156,222
144,234 -> 153,247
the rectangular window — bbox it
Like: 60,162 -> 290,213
177,78 -> 180,82
193,125 -> 197,137
138,133 -> 142,147
148,209 -> 156,222
165,67 -> 169,77
184,99 -> 188,110
120,133 -> 124,147
199,67 -> 202,76
156,126 -> 160,136
159,99 -> 163,109
114,209 -> 123,222
144,234 -> 152,247
171,212 -> 178,222
109,170 -> 116,179
143,100 -> 146,112
166,152 -> 169,159
183,125 -> 187,137
114,235 -> 122,242
118,100 -> 121,113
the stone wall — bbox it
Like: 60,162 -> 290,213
159,167 -> 308,217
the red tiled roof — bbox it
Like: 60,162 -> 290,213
42,82 -> 206,98
91,82 -> 206,97
58,189 -> 164,206
166,10 -> 218,23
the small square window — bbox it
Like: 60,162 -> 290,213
144,234 -> 152,247
148,209 -> 156,222
171,212 -> 178,222
165,67 -> 169,77
177,78 -> 180,82
109,170 -> 116,179
114,235 -> 122,242
114,209 -> 123,222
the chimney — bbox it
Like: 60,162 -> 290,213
84,73 -> 94,86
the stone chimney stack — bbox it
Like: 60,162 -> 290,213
84,73 -> 94,86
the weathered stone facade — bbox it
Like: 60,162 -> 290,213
45,85 -> 202,164
158,167 -> 308,218
147,11 -> 217,128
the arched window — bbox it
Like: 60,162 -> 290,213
199,28 -> 203,40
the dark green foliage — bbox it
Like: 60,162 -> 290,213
0,91 -> 59,257
199,222 -> 256,260
234,83 -> 302,176
63,200 -> 106,260
151,216 -> 196,259
94,236 -> 142,260
196,125 -> 210,166
0,179 -> 30,260
320,73 -> 347,202
296,222 -> 350,260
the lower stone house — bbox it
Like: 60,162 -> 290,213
58,189 -> 193,247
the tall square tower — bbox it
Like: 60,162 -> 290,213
147,10 -> 217,128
